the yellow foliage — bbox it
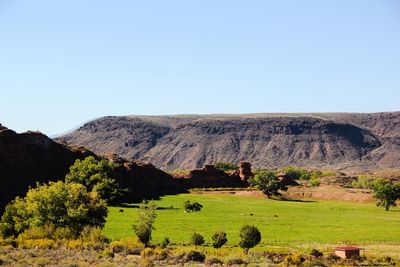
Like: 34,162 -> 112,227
18,238 -> 56,249
110,236 -> 145,254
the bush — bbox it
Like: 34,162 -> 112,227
211,230 -> 227,248
352,175 -> 377,189
133,201 -> 157,245
0,181 -> 108,238
185,250 -> 205,262
310,178 -> 320,187
239,225 -> 261,252
190,232 -> 205,247
110,236 -> 145,254
280,166 -> 311,180
98,249 -> 114,258
184,201 -> 203,212
206,257 -> 224,265
284,253 -> 305,264
160,237 -> 170,248
225,257 -> 246,265
80,226 -> 110,248
140,247 -> 154,258
310,248 -> 323,257
139,258 -> 154,267
214,162 -> 239,172
18,238 -> 56,249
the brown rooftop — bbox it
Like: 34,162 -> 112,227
335,246 -> 361,251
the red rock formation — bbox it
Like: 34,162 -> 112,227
238,161 -> 254,181
0,124 -> 96,212
183,164 -> 246,188
104,154 -> 181,200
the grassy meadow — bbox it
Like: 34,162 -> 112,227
103,193 -> 400,247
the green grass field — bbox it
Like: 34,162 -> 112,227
103,193 -> 400,247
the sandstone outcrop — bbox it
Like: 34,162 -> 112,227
181,164 -> 245,188
0,125 -> 96,211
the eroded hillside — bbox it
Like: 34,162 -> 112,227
59,112 -> 400,171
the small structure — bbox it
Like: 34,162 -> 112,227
334,246 -> 361,259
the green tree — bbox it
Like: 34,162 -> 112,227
373,180 -> 400,211
249,171 -> 287,198
184,201 -> 203,212
65,156 -> 126,204
0,181 -> 108,238
190,232 -> 205,248
239,225 -> 261,253
133,200 -> 157,246
280,166 -> 311,180
211,230 -> 228,248
214,162 -> 239,172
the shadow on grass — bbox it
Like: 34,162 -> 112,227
116,203 -> 180,210
278,198 -> 316,203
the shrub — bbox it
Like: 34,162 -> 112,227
280,166 -> 311,180
211,230 -> 228,248
284,253 -> 305,264
239,225 -> 261,252
98,249 -> 114,258
190,232 -> 204,247
351,175 -> 377,189
153,247 -> 169,260
310,178 -> 320,187
141,247 -> 154,258
139,258 -> 154,267
80,226 -> 110,248
133,201 -> 157,245
160,237 -> 170,248
225,257 -> 246,265
214,162 -> 239,172
185,250 -> 205,262
206,257 -> 224,265
18,225 -> 54,240
18,238 -> 56,249
0,181 -> 108,238
310,248 -> 323,257
110,236 -> 145,254
184,201 -> 203,212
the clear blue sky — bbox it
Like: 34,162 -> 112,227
1,1 -> 399,135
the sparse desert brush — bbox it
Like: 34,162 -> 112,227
152,247 -> 169,260
18,225 -> 55,240
185,250 -> 206,263
141,247 -> 154,258
110,236 -> 145,254
139,258 -> 154,267
81,226 -> 110,245
66,239 -> 82,249
169,169 -> 191,177
18,238 -> 57,249
206,256 -> 224,265
225,256 -> 247,266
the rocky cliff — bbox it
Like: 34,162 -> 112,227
0,124 -> 95,211
0,124 -> 181,211
59,112 -> 400,171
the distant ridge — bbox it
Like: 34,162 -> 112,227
59,112 -> 400,171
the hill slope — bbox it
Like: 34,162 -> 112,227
59,112 -> 400,171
